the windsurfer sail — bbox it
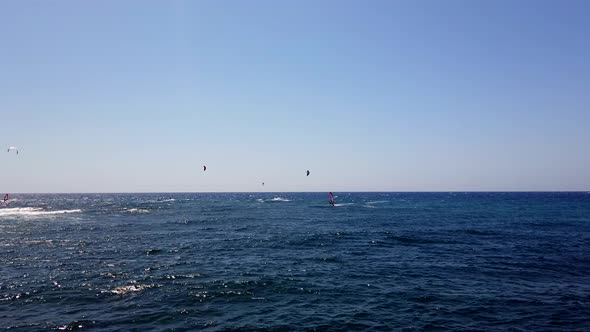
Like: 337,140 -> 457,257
329,192 -> 335,206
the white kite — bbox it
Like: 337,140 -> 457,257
7,146 -> 18,155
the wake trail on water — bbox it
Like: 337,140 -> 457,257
365,200 -> 388,205
0,207 -> 82,217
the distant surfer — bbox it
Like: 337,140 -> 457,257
329,192 -> 335,206
203,165 -> 206,171
306,170 -> 310,176
3,194 -> 8,203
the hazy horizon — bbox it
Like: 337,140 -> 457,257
5,190 -> 589,195
2,0 -> 589,192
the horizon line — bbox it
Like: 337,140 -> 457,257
4,190 -> 589,195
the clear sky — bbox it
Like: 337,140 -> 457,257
1,0 -> 589,192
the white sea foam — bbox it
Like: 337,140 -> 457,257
270,197 -> 290,202
257,197 -> 291,203
0,207 -> 82,217
145,198 -> 176,204
334,203 -> 354,207
107,284 -> 157,295
124,208 -> 150,214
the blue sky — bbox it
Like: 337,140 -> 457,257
1,0 -> 589,192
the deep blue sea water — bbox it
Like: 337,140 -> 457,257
1,192 -> 589,331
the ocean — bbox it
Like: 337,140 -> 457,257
1,192 -> 589,331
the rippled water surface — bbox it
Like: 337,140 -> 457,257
1,192 -> 589,331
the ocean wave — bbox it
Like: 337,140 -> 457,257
57,320 -> 96,331
257,197 -> 291,203
270,197 -> 290,202
160,273 -> 205,280
0,207 -> 82,217
123,208 -> 150,214
105,284 -> 158,295
143,198 -> 176,204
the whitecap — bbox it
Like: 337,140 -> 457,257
158,199 -> 176,203
270,197 -> 290,202
106,284 -> 157,295
144,198 -> 176,204
124,208 -> 150,214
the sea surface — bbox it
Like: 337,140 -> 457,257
1,192 -> 589,331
